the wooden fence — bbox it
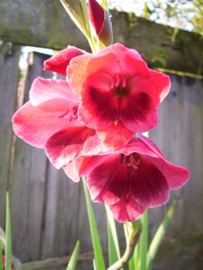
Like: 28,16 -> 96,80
0,43 -> 202,269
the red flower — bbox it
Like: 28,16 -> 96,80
44,47 -> 84,76
12,77 -> 107,171
73,134 -> 190,222
67,43 -> 171,149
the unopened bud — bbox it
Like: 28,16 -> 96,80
88,0 -> 113,49
44,47 -> 85,76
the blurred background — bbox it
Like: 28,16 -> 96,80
0,0 -> 202,269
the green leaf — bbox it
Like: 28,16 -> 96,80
66,241 -> 80,270
105,205 -> 121,268
0,240 -> 3,270
82,178 -> 106,270
140,209 -> 148,270
133,241 -> 140,270
147,201 -> 176,270
5,193 -> 12,270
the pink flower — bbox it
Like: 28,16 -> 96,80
67,43 -> 171,149
12,77 -> 107,171
44,47 -> 84,76
73,134 -> 190,222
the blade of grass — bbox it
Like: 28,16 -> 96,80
0,241 -> 3,270
93,259 -> 97,270
147,201 -> 176,270
140,209 -> 148,270
82,177 -> 106,270
133,240 -> 140,270
105,205 -> 121,267
66,241 -> 80,270
5,192 -> 12,270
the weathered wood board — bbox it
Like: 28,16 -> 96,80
0,0 -> 203,74
148,74 -> 203,238
9,52 -> 52,262
0,43 -> 20,227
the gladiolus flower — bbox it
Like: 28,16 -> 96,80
12,77 -> 107,171
68,43 -> 171,149
44,47 -> 84,76
73,134 -> 190,222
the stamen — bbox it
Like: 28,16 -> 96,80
122,74 -> 126,88
115,74 -> 121,88
120,153 -> 140,169
111,75 -> 116,89
58,109 -> 70,118
58,104 -> 79,122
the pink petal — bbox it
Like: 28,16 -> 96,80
67,54 -> 92,97
114,137 -> 160,158
12,102 -> 72,148
145,156 -> 190,190
121,92 -> 159,133
88,0 -> 105,35
96,119 -> 135,149
30,77 -> 79,112
109,194 -> 146,222
75,155 -> 110,177
44,47 -> 84,76
78,86 -> 118,129
87,154 -> 126,205
45,124 -> 92,169
82,129 -> 108,155
130,156 -> 170,207
138,134 -> 166,159
129,70 -> 170,109
63,160 -> 80,182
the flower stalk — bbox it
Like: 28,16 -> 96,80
107,220 -> 142,270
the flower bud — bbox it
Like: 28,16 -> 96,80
88,0 -> 113,49
44,46 -> 85,76
60,0 -> 88,37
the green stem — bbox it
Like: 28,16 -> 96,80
107,220 -> 142,270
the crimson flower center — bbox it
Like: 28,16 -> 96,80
120,153 -> 140,169
111,73 -> 127,96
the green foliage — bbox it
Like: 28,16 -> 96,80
82,178 -> 106,270
66,241 -> 80,270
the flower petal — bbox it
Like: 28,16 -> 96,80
109,193 -> 146,222
78,86 -> 118,129
131,156 -> 170,208
45,124 -> 91,169
30,77 -> 79,112
87,154 -> 126,205
67,53 -> 92,97
63,160 -> 80,182
44,47 -> 84,76
96,119 -> 135,149
121,92 -> 159,133
12,102 -> 72,148
129,70 -> 171,108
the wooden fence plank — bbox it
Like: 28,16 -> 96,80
148,74 -> 203,238
10,52 -> 53,262
0,43 -> 20,228
0,0 -> 203,74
